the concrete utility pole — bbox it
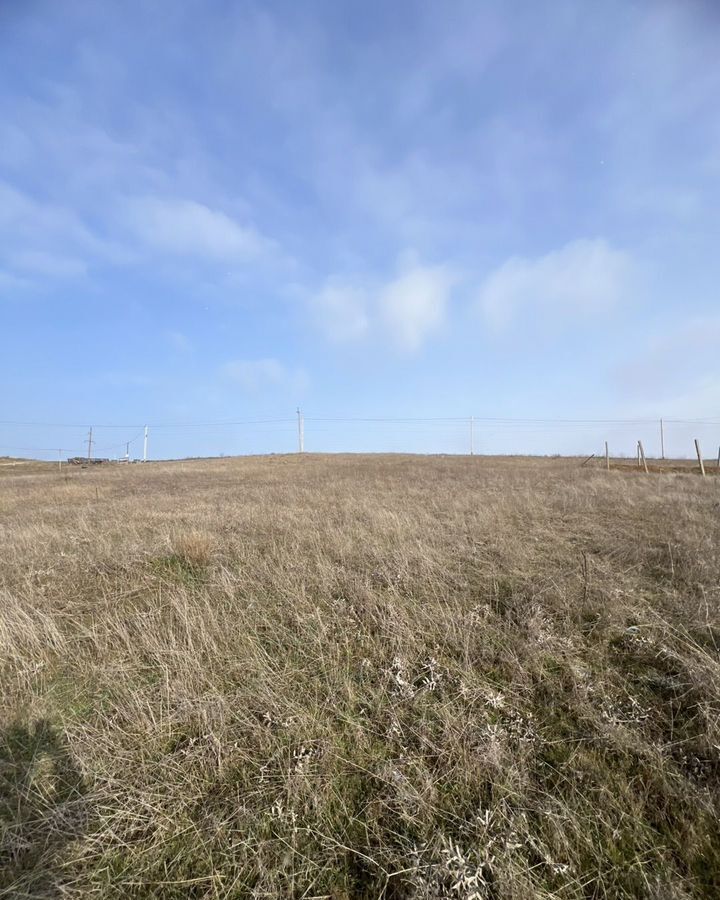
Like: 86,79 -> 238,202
297,408 -> 304,453
660,418 -> 665,460
86,427 -> 93,460
470,416 -> 474,456
143,426 -> 148,462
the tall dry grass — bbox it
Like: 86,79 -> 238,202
1,454 -> 719,898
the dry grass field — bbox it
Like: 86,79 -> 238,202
1,454 -> 719,899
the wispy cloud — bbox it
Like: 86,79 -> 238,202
312,280 -> 370,342
222,358 -> 308,394
0,269 -> 34,297
9,250 -> 88,279
477,239 -> 636,330
614,314 -> 720,401
0,180 -> 129,285
121,196 -> 271,262
166,330 -> 192,352
100,371 -> 156,389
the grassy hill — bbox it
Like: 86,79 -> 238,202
1,455 -> 719,898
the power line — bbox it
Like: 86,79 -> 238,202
93,430 -> 145,453
307,416 -> 720,425
0,445 -> 68,453
0,417 -> 295,429
1,414 -> 719,429
2,412 -> 718,462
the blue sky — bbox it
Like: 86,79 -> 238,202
1,0 -> 719,459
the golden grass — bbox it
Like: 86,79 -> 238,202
1,454 -> 719,898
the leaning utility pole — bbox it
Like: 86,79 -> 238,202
297,408 -> 304,453
86,427 -> 94,460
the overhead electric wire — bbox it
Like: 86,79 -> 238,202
0,445 -> 68,453
308,415 -> 676,425
2,412 -> 718,462
93,430 -> 146,454
0,417 -> 296,429
2,414 -> 719,429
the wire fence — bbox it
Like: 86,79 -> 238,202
1,414 -> 720,463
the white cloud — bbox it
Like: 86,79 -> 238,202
9,250 -> 88,279
380,263 -> 455,351
222,358 -> 308,393
478,239 -> 636,329
633,375 -> 720,421
101,372 -> 155,388
660,375 -> 720,420
166,330 -> 192,352
0,180 -> 129,278
0,270 -> 34,296
604,314 -> 720,457
122,197 -> 269,261
311,259 -> 455,352
614,314 -> 720,401
312,280 -> 370,342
